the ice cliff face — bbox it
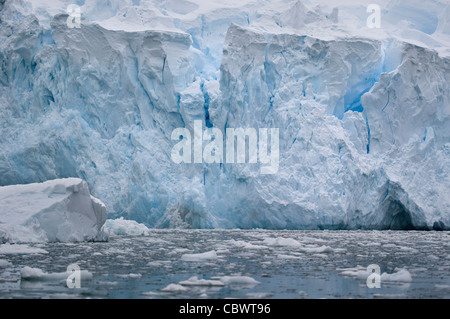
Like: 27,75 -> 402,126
215,25 -> 450,229
0,0 -> 449,229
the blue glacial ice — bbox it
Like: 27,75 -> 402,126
0,0 -> 449,230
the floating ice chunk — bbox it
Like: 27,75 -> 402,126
298,291 -> 308,297
338,266 -> 371,280
104,247 -> 134,255
161,283 -> 189,292
115,273 -> 142,279
172,248 -> 192,254
103,217 -> 150,236
398,246 -> 418,253
146,260 -> 171,268
263,238 -> 333,254
20,266 -> 93,281
381,268 -> 413,283
0,244 -> 48,255
20,267 -> 48,280
276,254 -> 302,260
339,266 -> 413,283
214,275 -> 260,285
246,292 -> 271,298
181,250 -> 218,262
301,245 -> 334,254
142,291 -> 162,298
97,281 -> 119,286
226,240 -> 267,249
262,237 -> 302,247
0,259 -> 12,267
179,276 -> 225,287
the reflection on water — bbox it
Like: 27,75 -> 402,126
0,230 -> 449,298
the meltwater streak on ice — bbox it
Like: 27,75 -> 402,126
0,0 -> 449,229
0,230 -> 449,299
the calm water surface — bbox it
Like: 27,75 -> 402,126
0,230 -> 449,299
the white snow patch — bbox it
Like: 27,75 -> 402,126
178,275 -> 260,287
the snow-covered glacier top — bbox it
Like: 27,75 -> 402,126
0,0 -> 449,230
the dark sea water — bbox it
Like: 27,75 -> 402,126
0,230 -> 449,299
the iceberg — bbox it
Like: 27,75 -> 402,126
0,178 -> 107,242
103,217 -> 150,237
0,0 -> 448,230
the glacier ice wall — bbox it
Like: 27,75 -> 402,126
0,0 -> 449,229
